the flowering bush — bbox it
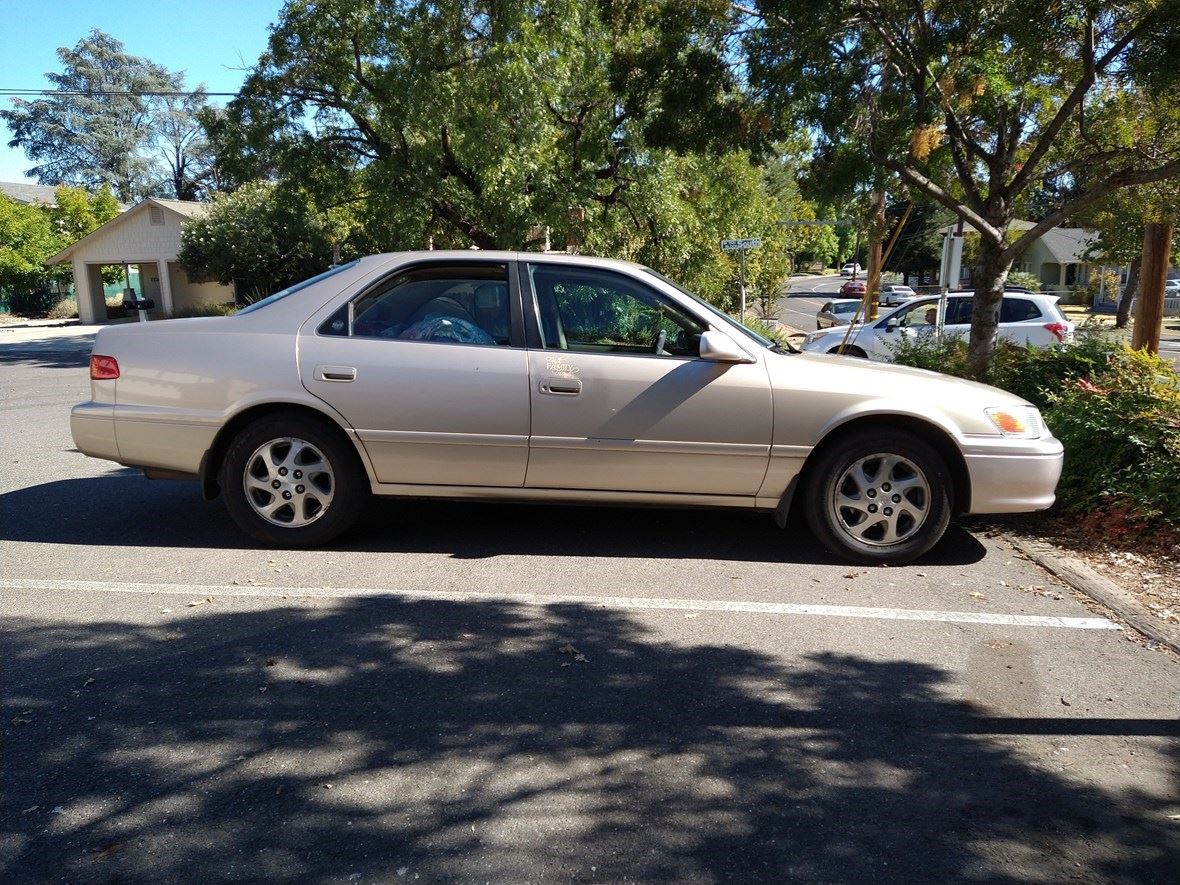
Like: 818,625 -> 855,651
891,328 -> 1180,525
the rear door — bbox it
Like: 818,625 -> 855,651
298,259 -> 531,487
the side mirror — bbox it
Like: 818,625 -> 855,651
885,320 -> 898,332
700,330 -> 755,363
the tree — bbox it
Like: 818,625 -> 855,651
211,0 -> 750,246
1082,184 -> 1180,328
178,181 -> 336,300
203,0 -> 815,306
1,30 -> 214,202
0,185 -> 121,314
745,1 -> 1180,374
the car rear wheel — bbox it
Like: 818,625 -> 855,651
222,413 -> 368,547
803,430 -> 952,565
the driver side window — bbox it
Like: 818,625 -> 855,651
528,264 -> 705,357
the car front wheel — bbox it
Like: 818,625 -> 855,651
222,413 -> 368,547
803,430 -> 952,565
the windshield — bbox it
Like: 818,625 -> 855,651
640,267 -> 781,350
235,261 -> 360,315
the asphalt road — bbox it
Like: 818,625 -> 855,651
2,326 -> 1177,883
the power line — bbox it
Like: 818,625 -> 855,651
0,89 -> 239,97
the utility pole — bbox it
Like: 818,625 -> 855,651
1132,222 -> 1174,354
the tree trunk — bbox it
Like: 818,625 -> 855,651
1115,257 -> 1140,329
1131,222 -> 1174,354
966,236 -> 1013,379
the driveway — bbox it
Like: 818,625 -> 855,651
2,327 -> 1177,882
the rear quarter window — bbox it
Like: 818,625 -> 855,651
1000,298 -> 1044,323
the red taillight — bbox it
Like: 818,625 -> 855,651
90,355 -> 120,380
1043,322 -> 1069,343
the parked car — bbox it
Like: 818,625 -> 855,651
879,284 -> 916,306
840,279 -> 867,297
817,299 -> 865,328
1165,279 -> 1179,296
801,292 -> 1075,361
840,262 -> 863,277
72,253 -> 1063,565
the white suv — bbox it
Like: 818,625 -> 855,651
801,292 -> 1075,360
840,262 -> 863,277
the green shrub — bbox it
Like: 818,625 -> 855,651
1046,349 -> 1180,524
1006,270 -> 1041,292
890,325 -> 1180,525
6,288 -> 58,318
170,302 -> 238,319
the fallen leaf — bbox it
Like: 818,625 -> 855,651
1060,697 -> 1071,707
187,597 -> 213,608
915,572 -> 927,578
557,643 -> 588,662
969,592 -> 986,600
21,806 -> 38,814
83,677 -> 95,686
51,806 -> 65,814
11,717 -> 31,726
684,613 -> 699,619
93,843 -> 124,858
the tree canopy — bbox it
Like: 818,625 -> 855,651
745,0 -> 1180,372
1,30 -> 215,202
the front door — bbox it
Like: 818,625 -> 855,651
299,260 -> 530,487
523,263 -> 772,496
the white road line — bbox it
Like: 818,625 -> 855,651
0,578 -> 1119,630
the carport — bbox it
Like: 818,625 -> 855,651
45,198 -> 235,324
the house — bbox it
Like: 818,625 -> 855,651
45,198 -> 234,324
939,220 -> 1095,292
0,180 -> 61,206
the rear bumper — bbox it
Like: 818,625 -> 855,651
962,436 -> 1064,514
71,402 -> 121,463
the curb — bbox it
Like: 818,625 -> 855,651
0,319 -> 82,331
1007,535 -> 1180,656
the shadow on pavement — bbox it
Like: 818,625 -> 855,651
0,473 -> 988,566
0,335 -> 95,369
1,596 -> 1175,881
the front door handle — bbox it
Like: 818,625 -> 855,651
539,376 -> 582,395
315,365 -> 357,382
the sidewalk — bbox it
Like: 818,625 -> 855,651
0,316 -> 82,330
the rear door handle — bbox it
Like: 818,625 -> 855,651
539,376 -> 582,395
315,365 -> 357,382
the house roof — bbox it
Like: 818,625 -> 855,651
0,181 -> 61,205
45,197 -> 209,265
941,218 -> 1096,264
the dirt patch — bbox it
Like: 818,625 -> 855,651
978,514 -> 1179,634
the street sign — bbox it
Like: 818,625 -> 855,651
721,237 -> 762,252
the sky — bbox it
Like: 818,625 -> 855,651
0,0 -> 283,183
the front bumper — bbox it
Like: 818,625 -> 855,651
961,435 -> 1064,514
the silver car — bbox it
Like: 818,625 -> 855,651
816,299 -> 864,328
72,252 -> 1063,564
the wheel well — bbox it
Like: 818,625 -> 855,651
788,415 -> 971,517
199,403 -> 365,500
827,344 -> 867,357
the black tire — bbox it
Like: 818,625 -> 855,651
221,412 -> 368,547
827,345 -> 867,358
802,429 -> 952,565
